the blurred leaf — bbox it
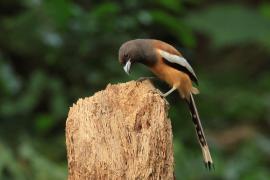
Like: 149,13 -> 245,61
43,0 -> 73,29
150,10 -> 196,47
1,11 -> 45,55
0,140 -> 24,180
157,0 -> 183,12
49,79 -> 68,119
91,2 -> 120,18
0,71 -> 46,117
186,4 -> 270,48
16,71 -> 46,114
19,140 -> 67,180
0,59 -> 21,95
35,114 -> 54,133
259,2 -> 270,19
224,91 -> 265,120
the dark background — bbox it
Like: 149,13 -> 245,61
0,0 -> 270,179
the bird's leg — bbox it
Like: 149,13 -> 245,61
158,86 -> 177,97
136,76 -> 156,82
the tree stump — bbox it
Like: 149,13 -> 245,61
66,80 -> 174,180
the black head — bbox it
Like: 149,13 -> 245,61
118,39 -> 156,74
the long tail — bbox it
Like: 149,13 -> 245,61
186,93 -> 214,170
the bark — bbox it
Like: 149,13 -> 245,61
66,80 -> 174,180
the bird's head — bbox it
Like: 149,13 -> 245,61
118,39 -> 156,75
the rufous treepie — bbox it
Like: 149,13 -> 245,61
118,39 -> 214,170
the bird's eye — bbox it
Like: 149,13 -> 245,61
124,54 -> 128,58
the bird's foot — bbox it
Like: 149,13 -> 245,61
136,76 -> 156,82
154,89 -> 169,105
155,89 -> 166,97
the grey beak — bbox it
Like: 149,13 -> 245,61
123,59 -> 131,75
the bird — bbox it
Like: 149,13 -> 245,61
118,39 -> 214,170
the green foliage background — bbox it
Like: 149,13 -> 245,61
0,0 -> 270,179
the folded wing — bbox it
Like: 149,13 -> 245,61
157,49 -> 198,84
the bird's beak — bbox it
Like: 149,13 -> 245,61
123,59 -> 131,75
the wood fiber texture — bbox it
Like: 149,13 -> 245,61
66,80 -> 174,180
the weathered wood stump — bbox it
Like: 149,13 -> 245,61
66,80 -> 174,179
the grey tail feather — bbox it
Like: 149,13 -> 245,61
186,93 -> 214,170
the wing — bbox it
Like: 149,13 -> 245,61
157,49 -> 198,85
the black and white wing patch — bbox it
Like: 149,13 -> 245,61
157,49 -> 198,84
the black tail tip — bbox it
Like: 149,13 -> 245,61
204,161 -> 215,171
